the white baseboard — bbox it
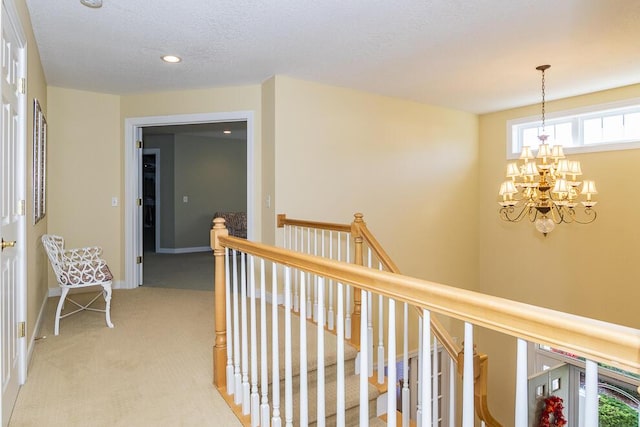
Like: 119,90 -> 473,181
27,291 -> 49,368
156,246 -> 211,254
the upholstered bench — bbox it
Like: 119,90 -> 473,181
213,211 -> 247,238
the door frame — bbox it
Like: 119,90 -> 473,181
124,111 -> 255,289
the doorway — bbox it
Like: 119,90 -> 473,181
124,111 -> 255,289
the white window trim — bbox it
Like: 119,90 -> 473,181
507,97 -> 640,159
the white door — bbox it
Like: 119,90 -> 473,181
0,2 -> 26,426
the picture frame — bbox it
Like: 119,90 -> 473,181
33,99 -> 47,224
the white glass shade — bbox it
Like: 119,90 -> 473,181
519,147 -> 534,161
552,178 -> 569,195
523,161 -> 538,178
556,159 -> 570,177
568,160 -> 582,177
581,180 -> 598,195
506,162 -> 520,178
551,145 -> 565,159
537,143 -> 552,159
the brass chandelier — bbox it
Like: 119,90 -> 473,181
498,65 -> 598,235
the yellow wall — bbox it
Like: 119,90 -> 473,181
272,76 -> 479,290
13,0 -> 49,343
46,87 -> 121,280
477,83 -> 640,423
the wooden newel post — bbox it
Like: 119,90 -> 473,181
351,213 -> 365,346
212,217 -> 229,389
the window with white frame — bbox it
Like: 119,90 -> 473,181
508,99 -> 640,159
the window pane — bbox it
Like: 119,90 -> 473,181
522,127 -> 540,148
624,112 -> 640,140
602,115 -> 624,141
583,118 -> 602,144
554,122 -> 574,147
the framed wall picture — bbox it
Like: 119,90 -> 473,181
33,99 -> 47,224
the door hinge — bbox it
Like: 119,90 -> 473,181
136,140 -> 143,149
137,198 -> 142,206
18,322 -> 25,338
17,199 -> 26,216
18,78 -> 26,94
136,256 -> 143,264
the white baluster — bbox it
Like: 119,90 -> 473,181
311,230 -> 324,322
402,303 -> 410,427
284,267 -> 293,427
377,293 -> 385,385
344,237 -> 351,340
359,290 -> 369,427
584,359 -> 598,427
336,282 -> 345,426
271,263 -> 282,427
327,231 -> 335,331
421,310 -> 432,427
233,250 -> 242,405
249,256 -> 260,426
462,323 -> 474,427
225,248 -> 234,395
259,259 -> 270,427
307,229 -> 315,317
366,245 -> 373,377
387,299 -> 397,427
317,277 -> 326,427
299,272 -> 309,426
293,227 -> 299,313
432,336 -> 438,427
449,356 -> 455,427
417,320 -> 423,427
241,254 -> 250,415
515,338 -> 528,426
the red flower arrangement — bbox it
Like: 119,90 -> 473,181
538,395 -> 567,427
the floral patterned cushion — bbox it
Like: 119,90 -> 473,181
213,212 -> 247,239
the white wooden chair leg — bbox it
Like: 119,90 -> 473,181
55,287 -> 70,336
103,284 -> 114,328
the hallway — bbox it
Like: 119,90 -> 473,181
9,287 -> 239,426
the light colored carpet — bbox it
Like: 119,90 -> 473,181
142,251 -> 214,291
9,287 -> 241,427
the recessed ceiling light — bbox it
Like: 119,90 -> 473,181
80,0 -> 102,8
161,55 -> 182,64
223,130 -> 232,134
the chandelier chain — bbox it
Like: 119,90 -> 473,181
541,68 -> 546,131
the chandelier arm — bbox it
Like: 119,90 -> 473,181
568,208 -> 597,225
499,205 -> 530,223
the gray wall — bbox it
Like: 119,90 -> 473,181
174,134 -> 247,248
144,132 -> 247,250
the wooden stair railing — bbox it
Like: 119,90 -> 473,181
278,212 -> 500,426
214,216 -> 640,426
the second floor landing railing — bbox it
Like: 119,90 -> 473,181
212,214 -> 640,427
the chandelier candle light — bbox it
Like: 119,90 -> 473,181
498,65 -> 598,235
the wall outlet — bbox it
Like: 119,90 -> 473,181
183,196 -> 188,203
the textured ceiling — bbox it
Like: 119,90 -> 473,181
25,0 -> 640,113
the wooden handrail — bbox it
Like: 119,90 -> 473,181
277,213 -> 352,233
215,234 -> 640,375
